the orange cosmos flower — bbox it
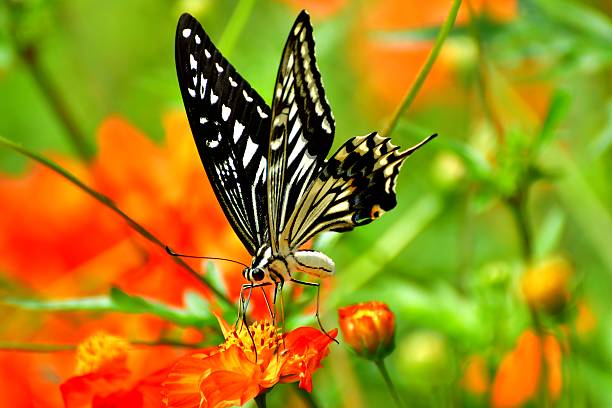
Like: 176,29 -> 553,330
163,317 -> 337,407
491,330 -> 562,407
338,301 -> 395,360
60,332 -> 177,408
0,112 -> 264,406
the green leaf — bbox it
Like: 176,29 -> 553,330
183,290 -> 211,318
536,89 -> 572,153
5,296 -> 112,311
205,261 -> 228,299
6,287 -> 216,328
533,206 -> 566,260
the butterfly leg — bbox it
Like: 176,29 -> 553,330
290,278 -> 339,344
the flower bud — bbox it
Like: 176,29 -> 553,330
338,301 -> 395,360
521,257 -> 572,314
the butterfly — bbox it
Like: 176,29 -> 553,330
174,11 -> 436,307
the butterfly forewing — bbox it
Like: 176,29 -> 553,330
267,11 -> 335,254
175,13 -> 271,255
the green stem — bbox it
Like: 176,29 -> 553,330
0,135 -> 232,307
383,0 -> 463,137
508,192 -> 532,262
254,392 -> 267,408
21,46 -> 94,160
7,3 -> 94,160
465,0 -> 505,142
293,383 -> 320,408
0,339 -> 197,353
530,309 -> 550,408
375,359 -> 403,408
218,0 -> 257,59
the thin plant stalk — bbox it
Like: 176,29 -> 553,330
7,2 -> 94,160
374,359 -> 403,408
0,135 -> 232,307
218,0 -> 257,58
383,0 -> 463,137
254,392 -> 267,408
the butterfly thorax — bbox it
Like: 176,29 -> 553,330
243,244 -> 335,284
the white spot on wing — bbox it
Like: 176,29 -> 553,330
288,134 -> 307,165
233,121 -> 245,142
215,63 -> 224,72
322,117 -> 332,133
190,54 -> 197,70
289,104 -> 298,121
289,123 -> 301,144
188,88 -> 196,97
243,90 -> 253,102
200,75 -> 207,98
222,105 -> 231,121
182,28 -> 191,38
243,137 -> 258,167
200,117 -> 207,124
205,49 -> 211,58
271,136 -> 282,151
210,91 -> 218,104
207,139 -> 219,148
229,77 -> 237,87
257,106 -> 268,119
195,34 -> 201,44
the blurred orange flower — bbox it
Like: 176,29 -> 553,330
280,0 -> 348,19
0,112 -> 264,405
461,354 -> 490,395
163,317 -> 337,407
521,257 -> 572,314
491,330 -> 562,407
60,332 -> 176,408
350,0 -> 517,116
338,301 -> 395,360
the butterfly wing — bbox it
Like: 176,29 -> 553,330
267,10 -> 335,254
176,13 -> 271,255
281,133 -> 437,250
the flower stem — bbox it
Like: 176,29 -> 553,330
383,0 -> 463,137
0,135 -> 232,307
218,0 -> 257,59
7,2 -> 94,160
508,191 -> 533,262
374,359 -> 403,408
254,393 -> 267,408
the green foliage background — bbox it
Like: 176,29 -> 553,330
0,0 -> 611,406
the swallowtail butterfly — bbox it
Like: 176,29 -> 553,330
175,11 -> 435,297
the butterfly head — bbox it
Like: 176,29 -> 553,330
243,267 -> 266,282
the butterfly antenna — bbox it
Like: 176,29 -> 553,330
165,246 -> 249,268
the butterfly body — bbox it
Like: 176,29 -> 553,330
243,246 -> 335,285
175,11 -> 435,290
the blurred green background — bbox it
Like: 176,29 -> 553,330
1,0 -> 611,406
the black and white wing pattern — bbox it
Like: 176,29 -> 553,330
267,11 -> 335,254
281,133 -> 437,250
175,13 -> 271,255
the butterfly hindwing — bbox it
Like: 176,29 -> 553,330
282,133 -> 437,250
267,10 -> 335,254
175,13 -> 271,255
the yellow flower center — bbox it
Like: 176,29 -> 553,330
74,332 -> 130,375
222,321 -> 281,361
